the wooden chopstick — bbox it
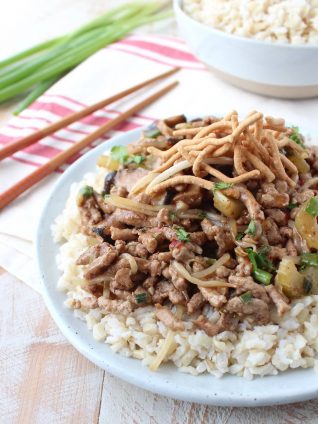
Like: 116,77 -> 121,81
0,80 -> 178,210
0,67 -> 179,161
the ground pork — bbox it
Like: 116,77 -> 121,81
77,243 -> 119,280
98,297 -> 134,314
201,219 -> 235,255
168,264 -> 188,291
171,245 -> 195,262
142,276 -> 156,290
106,209 -> 149,228
234,256 -> 253,277
228,275 -> 270,304
112,268 -> 134,290
82,283 -> 104,298
189,231 -> 207,246
156,208 -> 173,226
79,196 -> 103,233
148,259 -> 167,277
265,208 -> 288,226
138,232 -> 158,253
80,296 -> 99,309
187,292 -> 205,314
279,226 -> 293,241
173,185 -> 203,207
262,217 -> 283,245
109,185 -> 128,198
149,252 -> 173,262
268,246 -> 287,260
194,313 -> 238,336
110,227 -> 137,241
215,265 -> 231,279
266,285 -> 291,316
292,189 -> 315,205
155,305 -> 185,331
257,182 -> 289,208
199,286 -> 228,309
234,185 -> 265,220
152,281 -> 170,303
125,242 -> 149,258
286,239 -> 298,256
225,297 -> 270,325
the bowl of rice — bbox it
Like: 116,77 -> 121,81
174,0 -> 318,98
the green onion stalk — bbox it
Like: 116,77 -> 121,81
13,75 -> 63,115
0,1 -> 171,114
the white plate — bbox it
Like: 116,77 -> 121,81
36,127 -> 318,407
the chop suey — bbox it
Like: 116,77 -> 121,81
71,111 -> 318,366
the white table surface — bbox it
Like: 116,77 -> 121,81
1,1 -> 318,423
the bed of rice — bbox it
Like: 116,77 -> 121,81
52,168 -> 318,379
183,0 -> 318,44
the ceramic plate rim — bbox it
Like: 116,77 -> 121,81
35,125 -> 318,407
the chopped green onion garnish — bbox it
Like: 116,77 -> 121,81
245,220 -> 256,236
289,126 -> 304,147
287,202 -> 299,210
79,185 -> 94,198
236,232 -> 244,241
213,182 -> 233,192
135,292 -> 148,304
175,227 -> 190,242
246,248 -> 257,266
144,127 -> 161,138
111,146 -> 145,167
300,253 -> 318,268
303,278 -> 313,295
305,197 -> 318,217
110,145 -> 129,164
126,155 -> 145,165
256,246 -> 274,272
169,211 -> 177,222
240,291 -> 252,304
246,248 -> 273,285
253,268 -> 272,286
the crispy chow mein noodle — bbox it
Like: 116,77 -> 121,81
56,110 -> 318,375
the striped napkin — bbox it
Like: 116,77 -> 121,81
0,34 -> 317,292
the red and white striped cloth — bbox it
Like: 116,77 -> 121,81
0,34 -> 317,289
0,35 -> 204,173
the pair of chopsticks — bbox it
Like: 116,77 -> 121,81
0,68 -> 179,210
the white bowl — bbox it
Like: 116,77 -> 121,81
174,0 -> 318,98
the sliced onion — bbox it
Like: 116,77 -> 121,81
228,219 -> 237,239
193,254 -> 231,278
104,194 -> 176,217
172,261 -> 235,288
205,211 -> 226,225
149,305 -> 184,372
104,196 -> 157,216
177,208 -> 204,220
130,172 -> 159,195
121,253 -> 138,274
145,160 -> 190,194
149,331 -> 175,371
